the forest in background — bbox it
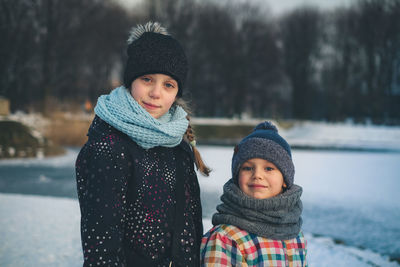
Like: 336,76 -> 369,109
1,0 -> 400,124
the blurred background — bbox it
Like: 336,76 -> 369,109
1,0 -> 399,122
1,0 -> 400,266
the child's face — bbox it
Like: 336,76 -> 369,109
238,158 -> 286,199
130,73 -> 178,119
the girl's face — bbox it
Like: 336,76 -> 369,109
130,73 -> 179,119
238,158 -> 286,199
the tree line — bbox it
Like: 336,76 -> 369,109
1,0 -> 399,124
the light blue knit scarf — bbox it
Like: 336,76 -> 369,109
94,86 -> 189,149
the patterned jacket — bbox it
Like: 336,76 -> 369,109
76,116 -> 203,267
201,224 -> 307,267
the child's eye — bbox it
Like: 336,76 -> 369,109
241,166 -> 253,171
165,82 -> 175,89
141,77 -> 151,82
265,166 -> 274,171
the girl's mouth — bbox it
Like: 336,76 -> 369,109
143,101 -> 160,110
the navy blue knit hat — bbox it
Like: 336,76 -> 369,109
231,121 -> 295,189
123,22 -> 188,97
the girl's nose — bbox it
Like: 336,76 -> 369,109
149,83 -> 161,98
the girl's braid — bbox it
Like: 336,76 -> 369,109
185,116 -> 211,176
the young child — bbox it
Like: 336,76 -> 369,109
75,22 -> 210,267
201,121 -> 307,266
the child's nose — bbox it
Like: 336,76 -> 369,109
253,168 -> 263,179
149,83 -> 161,98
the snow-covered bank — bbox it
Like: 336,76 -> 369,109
281,121 -> 400,151
0,193 -> 398,267
0,147 -> 78,167
192,118 -> 400,151
4,112 -> 400,152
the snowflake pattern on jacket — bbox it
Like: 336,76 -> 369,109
76,116 -> 203,266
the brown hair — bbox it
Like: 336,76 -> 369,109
175,98 -> 211,176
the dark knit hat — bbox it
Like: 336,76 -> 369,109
123,22 -> 188,97
231,121 -> 295,189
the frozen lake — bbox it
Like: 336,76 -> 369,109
0,146 -> 399,266
198,146 -> 400,263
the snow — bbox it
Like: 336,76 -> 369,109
0,194 -> 82,267
5,113 -> 400,151
1,120 -> 400,266
280,121 -> 400,151
0,147 -> 77,167
192,117 -> 270,126
192,118 -> 400,151
1,193 -> 398,267
197,146 -> 400,266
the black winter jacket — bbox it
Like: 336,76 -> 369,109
76,116 -> 203,267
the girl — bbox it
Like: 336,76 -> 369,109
201,121 -> 307,266
76,22 -> 210,267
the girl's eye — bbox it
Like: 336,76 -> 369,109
141,77 -> 151,82
241,166 -> 253,171
265,166 -> 274,171
165,82 -> 175,89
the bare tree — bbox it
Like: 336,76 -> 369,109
0,0 -> 38,110
352,0 -> 400,123
0,0 -> 131,112
322,0 -> 400,123
234,4 -> 285,118
280,6 -> 323,119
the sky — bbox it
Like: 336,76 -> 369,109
261,0 -> 355,14
118,0 -> 357,15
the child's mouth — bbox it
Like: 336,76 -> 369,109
249,184 -> 267,188
143,101 -> 160,110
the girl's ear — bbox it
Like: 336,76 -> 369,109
283,182 -> 287,188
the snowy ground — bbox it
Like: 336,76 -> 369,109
0,192 -> 398,267
1,120 -> 400,266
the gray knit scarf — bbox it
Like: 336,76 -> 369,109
212,179 -> 303,240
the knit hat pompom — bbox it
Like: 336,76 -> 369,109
231,121 -> 295,189
254,121 -> 278,132
127,22 -> 169,44
123,21 -> 188,97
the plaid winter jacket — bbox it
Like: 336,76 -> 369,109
201,224 -> 307,267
